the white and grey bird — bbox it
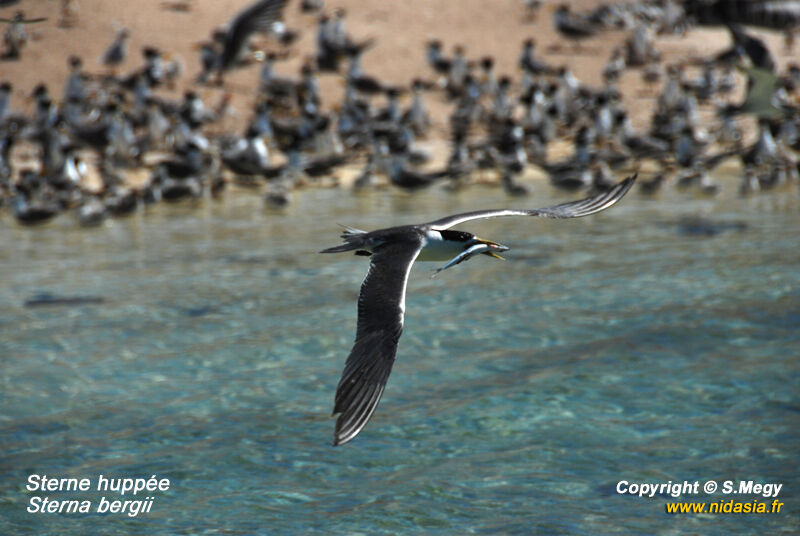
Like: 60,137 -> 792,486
101,28 -> 130,68
321,175 -> 636,446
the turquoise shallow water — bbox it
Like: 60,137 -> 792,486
1,182 -> 798,534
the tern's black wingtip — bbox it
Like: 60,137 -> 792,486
332,434 -> 349,447
619,174 -> 637,194
320,242 -> 360,254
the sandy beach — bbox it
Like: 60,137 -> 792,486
2,0 -> 795,148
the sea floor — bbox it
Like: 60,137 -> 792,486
1,180 -> 798,534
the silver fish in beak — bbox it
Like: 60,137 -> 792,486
432,238 -> 509,277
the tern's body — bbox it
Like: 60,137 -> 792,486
322,176 -> 636,446
417,230 -> 476,261
339,225 -> 492,261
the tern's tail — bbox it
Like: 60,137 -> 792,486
319,225 -> 368,253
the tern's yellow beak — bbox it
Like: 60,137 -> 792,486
475,237 -> 509,260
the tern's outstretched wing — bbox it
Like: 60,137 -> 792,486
220,0 -> 289,69
740,66 -> 787,118
426,175 -> 636,231
727,23 -> 775,72
332,237 -> 423,446
687,0 -> 800,31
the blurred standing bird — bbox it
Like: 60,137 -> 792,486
522,0 -> 542,22
300,0 -> 324,14
625,23 -> 659,66
1,11 -> 46,60
519,38 -> 551,76
101,28 -> 130,74
403,79 -> 431,137
0,81 -> 13,123
314,8 -> 372,73
425,40 -> 453,82
58,0 -> 79,28
161,0 -> 194,11
553,4 -> 599,52
63,55 -> 87,104
194,29 -> 225,84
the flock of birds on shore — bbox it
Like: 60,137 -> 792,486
1,0 -> 800,226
